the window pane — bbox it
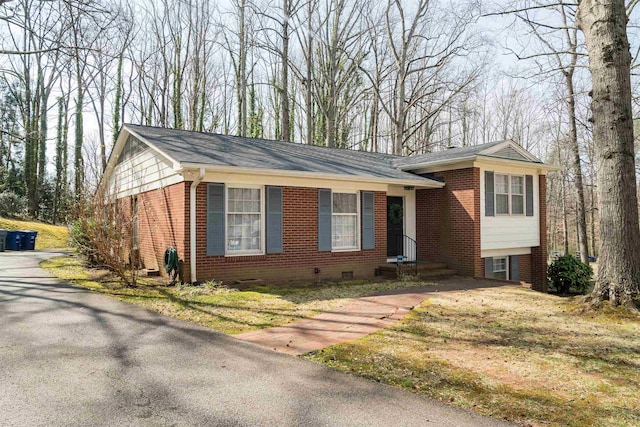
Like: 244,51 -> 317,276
332,215 -> 357,248
494,270 -> 507,280
333,193 -> 357,213
228,188 -> 241,202
511,176 -> 524,195
512,195 -> 524,214
229,187 -> 260,213
496,194 -> 509,214
495,175 -> 509,193
493,258 -> 506,272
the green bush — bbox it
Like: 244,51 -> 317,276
547,255 -> 593,294
0,191 -> 27,217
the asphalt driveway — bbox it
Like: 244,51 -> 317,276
0,251 -> 512,427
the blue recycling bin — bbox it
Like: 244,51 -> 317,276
21,230 -> 37,251
5,231 -> 23,251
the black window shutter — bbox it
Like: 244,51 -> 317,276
525,175 -> 534,216
318,189 -> 332,251
362,192 -> 375,250
509,255 -> 520,281
484,257 -> 494,279
485,171 -> 495,217
206,183 -> 225,256
266,186 -> 283,254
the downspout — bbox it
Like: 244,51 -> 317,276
190,168 -> 206,284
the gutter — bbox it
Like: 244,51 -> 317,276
189,168 -> 206,284
179,163 -> 445,189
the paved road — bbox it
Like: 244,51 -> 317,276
0,251 -> 512,427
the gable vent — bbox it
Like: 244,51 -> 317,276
491,146 -> 528,161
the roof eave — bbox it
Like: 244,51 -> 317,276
398,155 -> 478,171
474,155 -> 563,172
179,162 -> 445,189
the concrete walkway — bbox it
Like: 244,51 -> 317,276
237,278 -> 509,355
0,251 -> 513,427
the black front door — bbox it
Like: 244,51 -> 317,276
387,196 -> 404,257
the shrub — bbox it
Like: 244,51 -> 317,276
548,255 -> 593,294
0,191 -> 27,217
70,190 -> 140,287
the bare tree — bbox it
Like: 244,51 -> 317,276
578,0 -> 640,309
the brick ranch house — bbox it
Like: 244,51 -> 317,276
101,124 -> 560,291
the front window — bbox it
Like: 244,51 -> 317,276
332,192 -> 359,250
493,174 -> 525,215
226,187 -> 262,254
493,257 -> 507,280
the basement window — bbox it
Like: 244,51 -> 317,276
493,257 -> 508,280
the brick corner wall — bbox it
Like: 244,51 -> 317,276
416,167 -> 482,277
530,175 -> 548,292
133,182 -> 190,280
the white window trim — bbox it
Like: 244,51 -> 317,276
331,190 -> 361,252
494,173 -> 526,216
493,256 -> 509,280
224,185 -> 265,256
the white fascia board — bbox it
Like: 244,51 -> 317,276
179,163 -> 445,189
397,156 -> 478,172
474,156 -> 563,172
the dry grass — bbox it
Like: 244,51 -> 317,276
0,217 -> 69,249
41,255 -> 435,335
305,286 -> 640,427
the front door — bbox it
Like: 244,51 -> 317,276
387,196 -> 404,257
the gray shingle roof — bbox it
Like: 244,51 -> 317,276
124,124 -> 438,185
393,141 -> 509,168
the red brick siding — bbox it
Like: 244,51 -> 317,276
191,186 -> 387,284
132,182 -> 189,276
531,175 -> 548,291
519,253 -> 532,283
416,168 -> 482,277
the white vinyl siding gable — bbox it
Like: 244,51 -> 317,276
109,137 -> 182,198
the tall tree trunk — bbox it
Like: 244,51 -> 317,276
112,52 -> 123,145
566,71 -> 590,263
305,0 -> 314,145
237,0 -> 247,137
280,0 -> 290,141
75,61 -> 85,198
578,0 -> 640,308
53,97 -> 65,225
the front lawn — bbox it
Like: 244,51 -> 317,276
41,254 -> 436,335
305,287 -> 640,427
